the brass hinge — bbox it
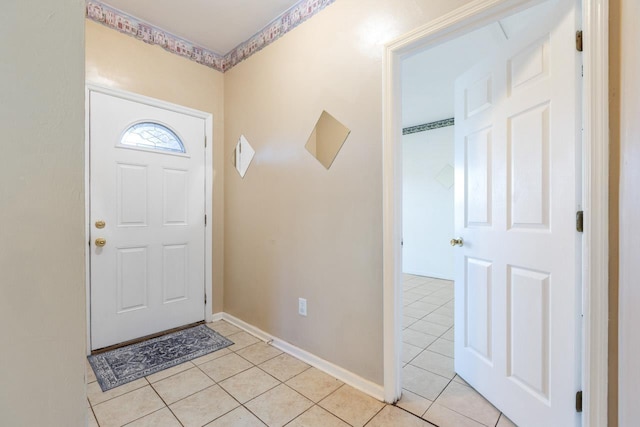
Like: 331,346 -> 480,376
204,136 -> 207,148
576,391 -> 583,412
204,293 -> 207,305
576,211 -> 584,232
576,31 -> 583,52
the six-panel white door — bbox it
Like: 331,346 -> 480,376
90,91 -> 206,350
453,0 -> 581,425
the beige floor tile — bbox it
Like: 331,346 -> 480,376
87,377 -> 149,406
423,403 -> 484,427
146,361 -> 195,383
86,359 -> 97,384
408,301 -> 441,313
236,342 -> 282,365
192,347 -> 232,365
259,353 -> 310,382
170,385 -> 239,427
206,320 -> 243,337
199,353 -> 253,382
410,350 -> 455,379
452,375 -> 470,387
367,405 -> 435,427
93,386 -> 165,427
497,413 -> 518,427
396,390 -> 432,418
286,367 -> 344,402
434,306 -> 454,318
428,337 -> 455,358
405,292 -> 425,303
408,320 -> 451,337
404,307 -> 429,319
402,342 -> 423,363
152,367 -> 215,405
442,327 -> 455,342
205,406 -> 266,427
421,295 -> 453,305
287,405 -> 350,427
435,381 -> 500,426
423,312 -> 455,328
403,316 -> 419,328
409,286 -> 438,296
318,385 -> 384,427
403,329 -> 439,349
88,409 -> 99,427
226,331 -> 260,351
402,365 -> 450,401
125,407 -> 182,427
246,384 -> 313,427
219,366 -> 280,403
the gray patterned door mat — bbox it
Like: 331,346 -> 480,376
88,324 -> 233,391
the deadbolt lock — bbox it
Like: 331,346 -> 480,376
95,238 -> 107,247
95,220 -> 106,229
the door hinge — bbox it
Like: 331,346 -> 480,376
204,293 -> 207,305
576,391 -> 583,412
205,214 -> 207,226
576,30 -> 583,52
576,211 -> 584,232
204,135 -> 207,148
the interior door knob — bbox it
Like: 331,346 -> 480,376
450,237 -> 464,247
95,238 -> 107,247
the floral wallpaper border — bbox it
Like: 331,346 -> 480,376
86,0 -> 336,73
403,118 -> 455,135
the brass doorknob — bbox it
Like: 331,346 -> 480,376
95,220 -> 106,229
450,237 -> 464,247
95,238 -> 107,247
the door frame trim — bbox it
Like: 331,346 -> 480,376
84,84 -> 214,354
381,1 -> 609,425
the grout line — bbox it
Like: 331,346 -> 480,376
362,404 -> 387,426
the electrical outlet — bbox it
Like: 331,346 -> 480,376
298,298 -> 307,316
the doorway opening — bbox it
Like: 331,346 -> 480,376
397,12 -> 527,425
384,0 -> 608,424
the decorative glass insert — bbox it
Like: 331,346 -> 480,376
121,122 -> 186,153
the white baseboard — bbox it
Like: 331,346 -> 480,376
211,312 -> 224,322
217,312 -> 385,402
404,269 -> 453,281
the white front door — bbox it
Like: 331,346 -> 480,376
90,91 -> 206,350
453,0 -> 581,425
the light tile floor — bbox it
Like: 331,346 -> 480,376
86,279 -> 517,427
87,320 -> 434,427
399,274 -> 517,427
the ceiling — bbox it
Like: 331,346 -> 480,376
101,0 -> 301,55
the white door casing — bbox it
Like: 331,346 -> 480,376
453,1 -> 581,425
89,91 -> 207,350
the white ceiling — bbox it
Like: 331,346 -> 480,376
402,0 -> 551,128
102,0 -> 301,55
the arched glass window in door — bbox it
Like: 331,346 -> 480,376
120,122 -> 186,153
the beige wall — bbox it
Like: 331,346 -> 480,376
0,0 -> 87,425
85,20 -> 226,313
224,0 -> 470,384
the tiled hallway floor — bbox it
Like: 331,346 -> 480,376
399,274 -> 516,427
87,320 -> 434,427
86,280 -> 517,427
